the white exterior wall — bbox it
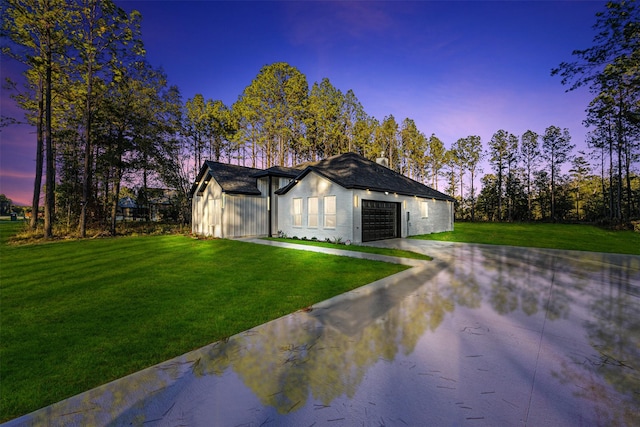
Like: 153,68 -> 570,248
350,190 -> 453,241
278,179 -> 454,243
402,195 -> 454,236
193,171 -> 454,241
278,172 -> 355,242
268,176 -> 293,237
192,178 -> 268,238
192,178 -> 224,237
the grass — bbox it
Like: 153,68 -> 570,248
0,222 -> 407,422
412,222 -> 640,255
264,237 -> 433,260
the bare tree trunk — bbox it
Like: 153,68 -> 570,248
608,129 -> 614,221
80,59 -> 93,237
31,78 -> 44,230
624,134 -> 633,219
44,26 -> 54,239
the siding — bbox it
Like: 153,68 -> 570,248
192,175 -> 268,238
223,194 -> 267,238
192,178 -> 223,237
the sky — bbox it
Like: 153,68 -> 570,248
0,0 -> 605,206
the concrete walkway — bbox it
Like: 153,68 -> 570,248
240,237 -> 431,267
4,239 -> 639,426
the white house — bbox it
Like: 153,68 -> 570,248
191,152 -> 454,243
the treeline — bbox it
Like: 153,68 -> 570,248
2,1 -> 638,238
2,0 -> 187,237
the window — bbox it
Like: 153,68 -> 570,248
421,201 -> 429,218
324,195 -> 336,228
308,197 -> 318,227
293,198 -> 302,227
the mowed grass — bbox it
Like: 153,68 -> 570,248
0,222 -> 407,422
413,222 -> 640,255
264,238 -> 433,260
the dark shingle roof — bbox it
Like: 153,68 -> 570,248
277,152 -> 455,201
190,153 -> 454,202
251,165 -> 303,179
190,162 -> 263,196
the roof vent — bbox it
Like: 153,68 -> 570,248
376,151 -> 389,168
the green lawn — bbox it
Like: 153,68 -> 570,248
412,222 -> 640,255
0,222 -> 407,422
264,237 -> 433,260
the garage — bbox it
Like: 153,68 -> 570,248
362,200 -> 400,242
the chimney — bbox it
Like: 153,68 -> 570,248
376,151 -> 389,168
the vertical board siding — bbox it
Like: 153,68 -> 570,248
223,194 -> 268,238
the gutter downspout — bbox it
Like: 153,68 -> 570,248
268,175 -> 272,237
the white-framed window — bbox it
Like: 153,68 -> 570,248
293,198 -> 302,227
324,195 -> 336,228
308,197 -> 318,227
421,201 -> 429,218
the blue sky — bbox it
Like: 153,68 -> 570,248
1,0 -> 604,205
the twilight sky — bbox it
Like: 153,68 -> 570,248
0,0 -> 604,206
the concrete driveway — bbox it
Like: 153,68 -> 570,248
5,240 -> 639,426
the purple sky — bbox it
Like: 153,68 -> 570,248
0,1 -> 603,206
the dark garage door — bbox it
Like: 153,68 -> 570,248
362,200 -> 400,242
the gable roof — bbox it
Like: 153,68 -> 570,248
190,153 -> 455,202
251,165 -> 303,179
276,152 -> 455,201
190,161 -> 263,196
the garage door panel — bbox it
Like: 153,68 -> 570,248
362,200 -> 399,242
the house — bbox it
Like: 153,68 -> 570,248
117,189 -> 177,222
191,152 -> 455,243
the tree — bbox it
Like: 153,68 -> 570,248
73,0 -> 144,237
400,118 -> 427,181
542,125 -> 574,221
153,85 -> 192,224
450,138 -> 467,209
305,78 -> 344,159
0,194 -> 12,216
533,170 -> 552,220
207,99 -> 233,162
353,114 -> 379,160
569,153 -> 591,220
426,134 -> 446,190
521,130 -> 540,220
476,174 -> 499,221
504,133 -> 519,222
235,62 -> 308,167
488,130 -> 512,221
341,89 -> 367,154
552,0 -> 640,222
374,115 -> 400,170
457,135 -> 483,221
443,149 -> 459,215
2,0 -> 73,237
185,94 -> 208,172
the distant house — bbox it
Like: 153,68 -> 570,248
191,152 -> 454,243
117,189 -> 176,222
117,196 -> 140,221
